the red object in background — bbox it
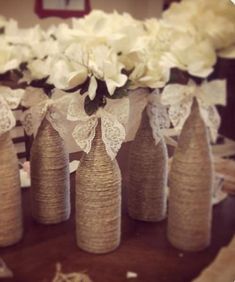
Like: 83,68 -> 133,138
35,0 -> 91,19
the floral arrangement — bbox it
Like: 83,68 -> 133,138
0,0 -> 234,148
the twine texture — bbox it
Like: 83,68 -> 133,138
30,118 -> 70,224
0,132 -> 23,247
127,108 -> 168,222
76,121 -> 121,254
167,99 -> 213,251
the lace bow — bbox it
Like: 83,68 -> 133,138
67,94 -> 129,160
128,88 -> 171,146
0,86 -> 24,136
21,87 -> 72,139
161,79 -> 226,142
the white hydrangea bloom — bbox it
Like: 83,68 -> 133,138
160,33 -> 217,78
163,0 -> 235,54
0,38 -> 23,74
65,44 -> 127,98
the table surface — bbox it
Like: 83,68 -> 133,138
1,147 -> 235,282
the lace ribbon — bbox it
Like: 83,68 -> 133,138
21,87 -> 72,139
0,86 -> 24,136
161,79 -> 226,142
147,90 -> 171,145
128,88 -> 171,146
67,94 -> 129,160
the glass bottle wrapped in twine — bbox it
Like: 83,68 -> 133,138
0,132 -> 23,246
76,121 -> 121,254
0,87 -> 24,247
127,89 -> 169,222
30,117 -> 70,224
128,107 -> 168,222
167,99 -> 213,251
22,88 -> 71,224
69,97 -> 129,254
162,79 -> 226,251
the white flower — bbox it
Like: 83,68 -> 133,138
4,20 -> 44,46
162,1 -> 199,33
27,57 -> 52,80
129,59 -> 170,89
107,14 -> 145,55
127,26 -> 171,88
163,0 -> 235,52
88,45 -> 127,96
196,12 -> 235,51
160,33 -> 217,78
31,37 -> 60,59
48,57 -> 84,89
70,10 -> 144,52
0,39 -> 22,74
52,23 -> 83,49
65,44 -> 127,98
72,10 -> 110,38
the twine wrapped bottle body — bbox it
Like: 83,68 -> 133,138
30,118 -> 70,224
167,99 -> 213,251
127,108 -> 168,222
0,132 -> 23,246
76,122 -> 121,254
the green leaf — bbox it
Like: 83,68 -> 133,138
106,80 -> 131,99
84,96 -> 99,116
0,27 -> 5,34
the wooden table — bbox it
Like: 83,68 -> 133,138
1,149 -> 235,282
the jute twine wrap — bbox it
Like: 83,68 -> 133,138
30,118 -> 70,224
0,132 -> 23,247
167,99 -> 213,252
127,108 -> 168,222
76,121 -> 121,254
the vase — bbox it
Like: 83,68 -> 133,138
127,107 -> 168,222
76,120 -> 121,254
30,118 -> 70,224
167,99 -> 213,251
0,132 -> 23,246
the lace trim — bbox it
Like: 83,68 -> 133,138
101,112 -> 126,160
72,117 -> 98,154
0,97 -> 16,135
147,97 -> 171,145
